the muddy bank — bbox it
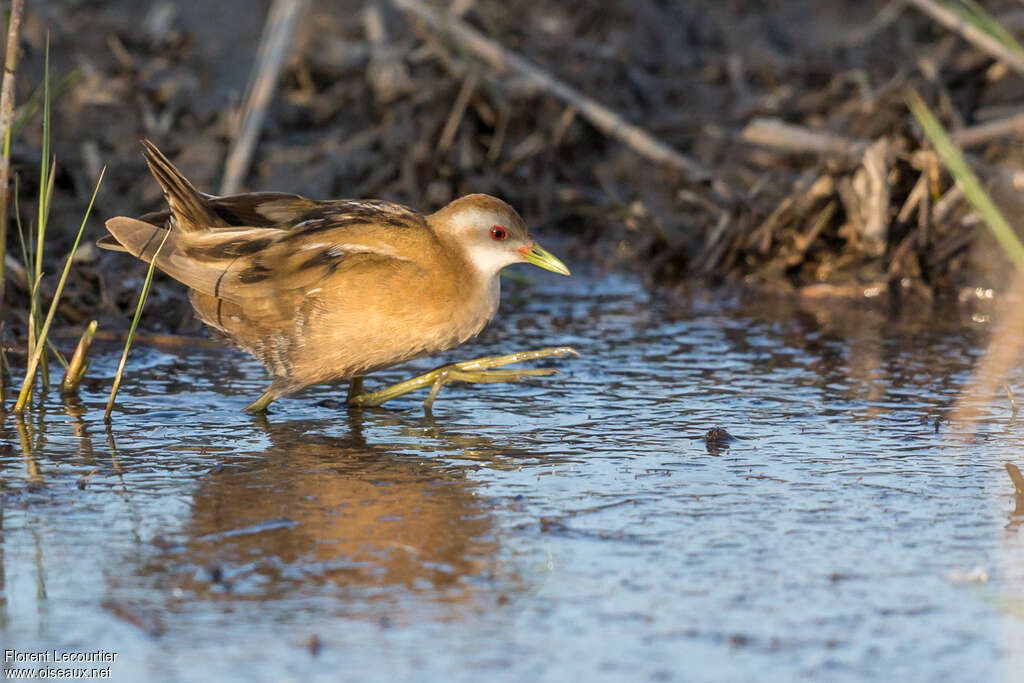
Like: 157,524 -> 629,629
2,0 -> 1024,339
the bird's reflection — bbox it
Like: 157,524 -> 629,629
137,412 -> 511,616
1007,463 -> 1024,531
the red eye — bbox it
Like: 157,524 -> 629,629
490,226 -> 508,241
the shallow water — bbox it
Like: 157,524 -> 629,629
2,271 -> 1024,682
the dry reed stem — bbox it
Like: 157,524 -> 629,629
0,0 -> 25,310
220,0 -> 308,195
437,69 -> 478,152
905,0 -> 1024,76
740,117 -> 868,160
952,109 -> 1024,147
364,1 -> 413,103
392,0 -> 711,183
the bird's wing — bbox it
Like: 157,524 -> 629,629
103,210 -> 434,307
105,139 -> 435,310
102,218 -> 282,301
132,192 -> 322,230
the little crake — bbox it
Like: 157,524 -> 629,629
100,141 -> 575,412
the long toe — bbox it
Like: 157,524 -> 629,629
450,368 -> 560,383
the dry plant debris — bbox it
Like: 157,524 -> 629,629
2,0 -> 1024,342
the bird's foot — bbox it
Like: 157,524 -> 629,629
347,376 -> 364,403
244,389 -> 277,413
347,347 -> 579,410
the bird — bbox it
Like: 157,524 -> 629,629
99,141 -> 575,412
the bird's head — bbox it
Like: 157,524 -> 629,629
430,194 -> 570,279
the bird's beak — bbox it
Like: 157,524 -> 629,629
519,242 -> 571,276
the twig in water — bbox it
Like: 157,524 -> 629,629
60,320 -> 97,397
0,0 -> 25,309
220,0 -> 308,195
1008,463 -> 1024,496
391,0 -> 711,183
105,229 -> 171,422
1005,384 -> 1018,420
61,328 -> 222,349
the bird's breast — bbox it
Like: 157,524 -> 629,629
271,254 -> 501,384
427,271 -> 500,351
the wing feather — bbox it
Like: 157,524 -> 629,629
139,140 -> 225,231
104,215 -> 428,307
102,141 -> 436,321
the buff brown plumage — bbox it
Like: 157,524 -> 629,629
100,141 -> 574,411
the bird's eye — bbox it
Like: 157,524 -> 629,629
490,226 -> 508,241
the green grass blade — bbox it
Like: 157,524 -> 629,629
34,35 -> 49,280
104,229 -> 171,422
13,167 -> 104,412
45,337 -> 67,369
13,179 -> 29,289
10,69 -> 81,140
955,0 -> 1024,56
36,158 -> 55,388
32,37 -> 53,389
907,89 -> 1024,273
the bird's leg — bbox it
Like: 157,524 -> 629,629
347,347 -> 578,409
245,380 -> 288,413
244,390 -> 277,413
347,376 -> 365,402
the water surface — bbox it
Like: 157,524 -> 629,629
2,271 -> 1023,681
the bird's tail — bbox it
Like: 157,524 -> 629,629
139,139 -> 223,232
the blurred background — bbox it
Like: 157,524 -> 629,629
7,0 -> 1024,337
4,4 -> 1024,681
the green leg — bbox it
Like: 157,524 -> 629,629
348,347 -> 578,409
347,376 -> 365,403
244,388 -> 277,413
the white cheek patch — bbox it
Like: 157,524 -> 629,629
464,242 -> 520,276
